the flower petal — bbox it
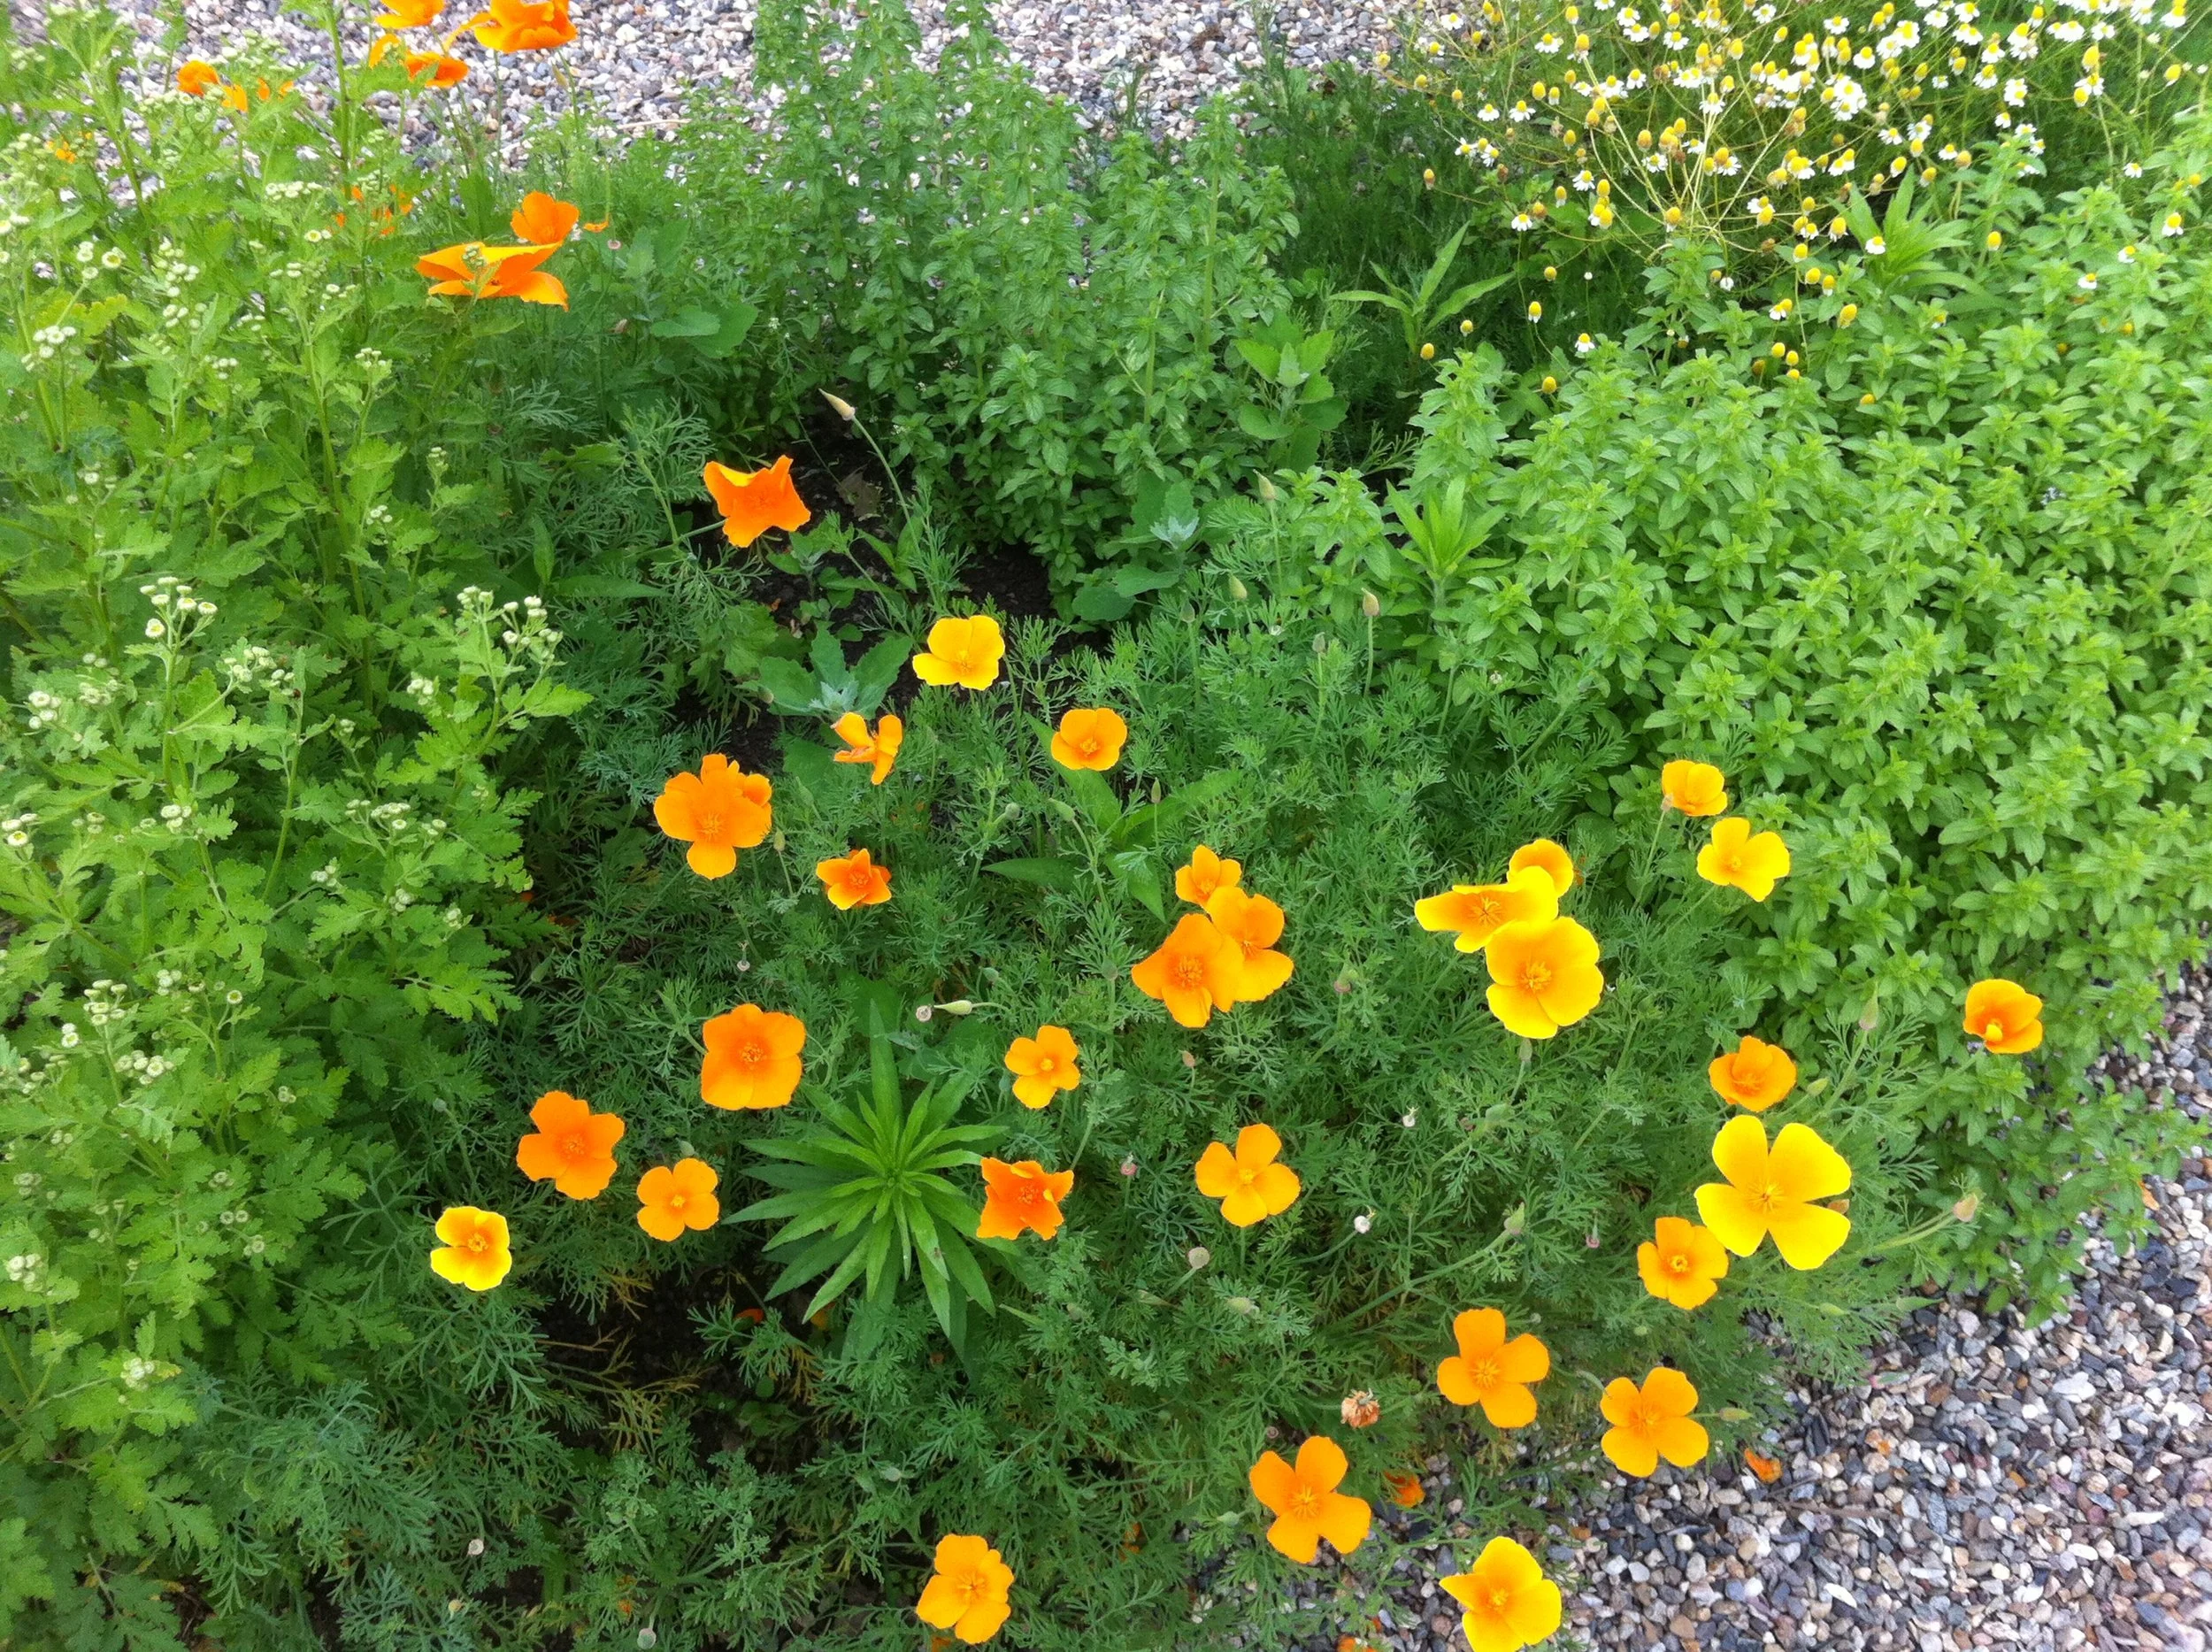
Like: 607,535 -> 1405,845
1763,1200 -> 1853,1270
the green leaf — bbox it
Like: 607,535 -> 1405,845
985,857 -> 1081,891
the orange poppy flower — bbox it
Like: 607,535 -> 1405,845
466,0 -> 576,51
1381,1469 -> 1425,1509
652,754 -> 772,878
1600,1367 -> 1709,1477
430,1205 -> 511,1291
1435,1307 -> 1550,1427
1697,817 -> 1792,901
976,1157 -> 1074,1241
700,1003 -> 807,1110
177,59 -> 221,96
1249,1435 -> 1371,1563
703,455 -> 810,549
1415,864 -> 1558,953
1205,887 -> 1294,1003
816,847 -> 893,910
1131,912 -> 1242,1027
832,711 -> 902,784
403,50 -> 469,86
910,615 -> 1005,690
1050,707 -> 1128,772
636,1157 -> 718,1241
1194,1123 -> 1301,1226
1964,978 -> 2043,1054
415,241 -> 568,307
514,1089 -> 625,1199
510,190 -> 579,244
1636,1216 -> 1730,1310
1661,759 -> 1729,817
376,0 -> 442,23
1441,1536 -> 1564,1652
1694,1116 -> 1853,1270
1175,844 -> 1241,907
915,1533 -> 1014,1645
1004,1025 -> 1080,1109
220,84 -> 249,111
1508,837 -> 1576,896
1708,1034 -> 1797,1111
1744,1448 -> 1784,1483
1482,915 -> 1603,1039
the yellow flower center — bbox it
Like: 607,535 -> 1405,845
1472,893 -> 1502,926
1668,1251 -> 1690,1274
465,1233 -> 488,1253
735,1038 -> 767,1072
1035,1056 -> 1056,1075
697,811 -> 725,841
1170,952 -> 1209,988
1983,1017 -> 2005,1041
1287,1484 -> 1322,1520
667,1193 -> 687,1211
1488,1585 -> 1515,1611
1721,849 -> 1745,875
562,1132 -> 589,1158
1467,1356 -> 1500,1391
1075,733 -> 1101,757
1009,1179 -> 1041,1210
1519,961 -> 1554,993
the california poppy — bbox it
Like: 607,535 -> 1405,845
510,189 -> 579,245
832,711 -> 902,784
1482,915 -> 1603,1039
916,1533 -> 1013,1645
430,1205 -> 511,1291
1708,1034 -> 1797,1111
466,0 -> 576,51
636,1157 -> 719,1241
1636,1216 -> 1729,1310
910,615 -> 1004,690
1050,707 -> 1128,772
1131,912 -> 1241,1028
976,1157 -> 1074,1241
1194,1122 -> 1301,1226
1004,1025 -> 1080,1110
652,754 -> 772,878
816,847 -> 893,909
1744,1448 -> 1784,1483
1600,1367 -> 1709,1477
1205,886 -> 1294,1003
1508,838 -> 1576,896
1440,1536 -> 1564,1652
1248,1435 -> 1371,1563
515,1090 -> 625,1199
1964,978 -> 2043,1054
703,456 -> 810,549
1697,817 -> 1792,901
1175,844 -> 1241,906
1435,1307 -> 1549,1428
416,241 -> 567,307
177,59 -> 221,96
376,0 -> 442,22
1415,865 -> 1558,953
1381,1469 -> 1425,1509
1694,1116 -> 1853,1270
1661,759 -> 1728,817
700,1003 -> 806,1110
403,49 -> 468,86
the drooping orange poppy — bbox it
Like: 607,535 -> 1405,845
465,0 -> 576,51
1131,912 -> 1241,1027
177,60 -> 221,96
915,1533 -> 1014,1645
1175,844 -> 1241,907
1435,1307 -> 1550,1427
1694,1116 -> 1853,1270
1744,1448 -> 1784,1483
1415,865 -> 1558,954
430,1205 -> 511,1291
816,847 -> 893,910
636,1157 -> 719,1241
415,241 -> 568,307
700,1003 -> 807,1110
910,615 -> 1005,690
1205,887 -> 1294,1003
1697,817 -> 1792,901
510,190 -> 579,245
1708,1034 -> 1798,1111
703,456 -> 810,549
1636,1216 -> 1730,1310
976,1157 -> 1074,1241
652,754 -> 772,878
220,84 -> 249,112
1194,1123 -> 1301,1227
1508,838 -> 1577,896
832,711 -> 902,784
1004,1026 -> 1080,1110
1248,1435 -> 1371,1563
515,1089 -> 625,1199
1661,759 -> 1729,817
1963,978 -> 2043,1054
1600,1367 -> 1709,1477
1381,1469 -> 1425,1509
1482,915 -> 1603,1039
403,50 -> 469,87
376,0 -> 442,23
1441,1537 -> 1564,1652
1050,707 -> 1128,772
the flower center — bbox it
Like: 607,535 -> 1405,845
736,1039 -> 767,1072
1076,734 -> 1100,757
562,1132 -> 588,1158
1520,961 -> 1554,993
1473,893 -> 1502,925
1010,1180 -> 1041,1210
1488,1585 -> 1515,1611
1287,1485 -> 1321,1520
465,1233 -> 488,1253
697,811 -> 725,841
1983,1017 -> 2006,1041
1468,1357 -> 1500,1390
1036,1056 -> 1056,1075
667,1193 -> 687,1211
1170,953 -> 1208,987
1668,1252 -> 1690,1274
1722,849 -> 1745,874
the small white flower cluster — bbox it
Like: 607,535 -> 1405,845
219,642 -> 294,696
140,575 -> 217,643
81,979 -> 131,1027
22,319 -> 77,373
3,811 -> 39,849
4,1252 -> 44,1287
120,1355 -> 163,1388
116,1047 -> 174,1086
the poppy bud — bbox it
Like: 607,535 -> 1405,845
1257,476 -> 1279,503
1187,1246 -> 1211,1270
638,1631 -> 657,1650
1502,1202 -> 1526,1236
1120,1156 -> 1137,1177
914,1003 -> 933,1022
1858,994 -> 1880,1031
821,390 -> 856,420
1362,589 -> 1381,618
467,1537 -> 485,1556
1228,575 -> 1248,600
935,999 -> 975,1016
1181,1049 -> 1197,1069
1226,1295 -> 1258,1315
1952,1192 -> 1979,1222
